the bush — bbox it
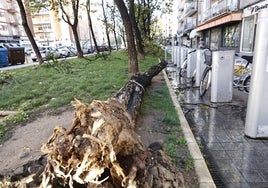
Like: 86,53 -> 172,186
144,42 -> 164,57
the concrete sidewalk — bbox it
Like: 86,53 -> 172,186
0,56 -> 38,70
165,64 -> 268,188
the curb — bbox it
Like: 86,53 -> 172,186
163,70 -> 216,188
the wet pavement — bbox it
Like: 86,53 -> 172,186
166,64 -> 268,188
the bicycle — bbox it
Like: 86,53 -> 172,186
199,49 -> 212,97
199,51 -> 252,98
178,48 -> 196,80
233,55 -> 252,93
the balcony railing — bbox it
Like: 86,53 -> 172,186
178,17 -> 196,34
184,22 -> 196,31
185,1 -> 198,17
200,0 -> 238,23
6,7 -> 16,13
178,15 -> 184,23
8,18 -> 19,26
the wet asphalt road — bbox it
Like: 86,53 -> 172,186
166,65 -> 268,188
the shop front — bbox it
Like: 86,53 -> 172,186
240,0 -> 268,54
196,12 -> 242,51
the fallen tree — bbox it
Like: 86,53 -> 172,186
1,59 -> 184,187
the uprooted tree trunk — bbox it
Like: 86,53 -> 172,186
3,59 -> 184,188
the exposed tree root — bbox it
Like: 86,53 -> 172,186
0,59 -> 184,188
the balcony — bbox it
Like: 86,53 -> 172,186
178,15 -> 184,23
8,18 -> 19,26
178,17 -> 196,34
185,1 -> 197,17
6,7 -> 16,14
201,0 -> 239,23
183,23 -> 195,32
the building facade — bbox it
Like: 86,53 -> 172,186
0,0 -> 93,48
177,0 -> 268,55
0,0 -> 23,43
239,0 -> 268,54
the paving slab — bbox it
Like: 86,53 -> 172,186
165,64 -> 268,188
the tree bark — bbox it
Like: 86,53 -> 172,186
102,0 -> 112,52
16,0 -> 43,65
86,0 -> 99,54
129,0 -> 145,60
114,0 -> 138,74
56,0 -> 83,58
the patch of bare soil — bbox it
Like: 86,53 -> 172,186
136,74 -> 199,188
0,74 -> 198,187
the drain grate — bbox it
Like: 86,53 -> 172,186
201,139 -> 226,188
207,160 -> 225,188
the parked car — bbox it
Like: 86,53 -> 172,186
87,46 -> 95,54
31,46 -> 60,62
82,47 -> 89,54
57,46 -> 77,57
97,45 -> 109,52
57,46 -> 71,57
25,48 -> 32,56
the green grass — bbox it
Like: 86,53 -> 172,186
142,85 -> 180,128
141,80 -> 194,171
0,50 -> 160,140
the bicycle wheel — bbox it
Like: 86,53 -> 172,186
199,67 -> 211,97
179,60 -> 187,77
243,75 -> 251,93
191,69 -> 196,84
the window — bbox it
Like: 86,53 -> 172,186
241,16 -> 255,52
222,24 -> 240,48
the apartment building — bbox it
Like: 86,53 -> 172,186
0,0 -> 91,47
177,0 -> 198,46
177,0 -> 268,54
0,0 -> 23,43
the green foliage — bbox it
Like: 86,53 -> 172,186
140,77 -> 193,171
185,155 -> 194,171
177,136 -> 187,146
0,71 -> 15,85
43,57 -> 73,74
27,0 -> 47,13
164,142 -> 177,157
144,42 -> 164,57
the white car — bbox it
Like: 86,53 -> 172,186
31,46 -> 60,62
57,46 -> 77,57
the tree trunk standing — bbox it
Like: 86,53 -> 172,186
56,0 -> 83,58
86,0 -> 99,54
108,3 -> 119,50
71,1 -> 83,58
112,14 -> 119,50
102,0 -> 112,52
118,25 -> 127,48
72,25 -> 83,58
114,0 -> 138,75
16,0 -> 43,65
129,0 -> 145,60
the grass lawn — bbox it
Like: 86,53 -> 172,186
0,50 -> 161,140
0,49 -> 197,182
